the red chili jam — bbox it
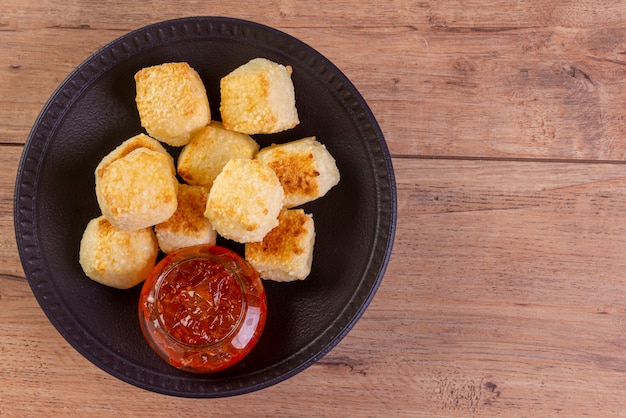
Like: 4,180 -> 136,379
138,245 -> 267,373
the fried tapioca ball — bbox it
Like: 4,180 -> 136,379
177,121 -> 259,189
135,62 -> 210,146
256,137 -> 340,208
96,133 -> 176,176
220,58 -> 299,134
205,158 -> 284,243
95,147 -> 178,231
245,209 -> 315,282
79,216 -> 159,289
154,184 -> 217,254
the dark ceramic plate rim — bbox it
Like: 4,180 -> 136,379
14,16 -> 397,397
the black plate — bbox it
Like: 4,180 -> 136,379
14,16 -> 396,398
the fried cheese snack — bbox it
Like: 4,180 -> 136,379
135,62 -> 210,146
245,209 -> 315,282
220,58 -> 299,134
205,158 -> 284,243
256,137 -> 340,208
79,216 -> 159,289
177,121 -> 259,189
96,133 -> 176,176
95,147 -> 178,231
154,184 -> 217,254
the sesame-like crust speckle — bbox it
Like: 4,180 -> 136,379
256,137 -> 340,208
79,216 -> 158,289
135,62 -> 210,146
154,184 -> 216,254
205,159 -> 284,243
220,58 -> 299,134
245,209 -> 315,282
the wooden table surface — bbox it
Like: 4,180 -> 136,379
3,1 -> 626,416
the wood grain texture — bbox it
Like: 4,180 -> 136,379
3,0 -> 626,416
5,155 -> 626,416
4,1 -> 626,160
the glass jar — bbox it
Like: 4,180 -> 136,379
138,245 -> 267,373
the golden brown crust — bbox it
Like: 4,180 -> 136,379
135,62 -> 210,146
158,185 -> 208,235
95,133 -> 175,178
176,121 -> 259,188
245,209 -> 315,282
265,148 -> 320,197
204,158 -> 284,243
95,148 -> 178,231
254,210 -> 308,257
79,216 -> 159,289
220,58 -> 299,134
154,184 -> 216,253
256,137 -> 340,208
